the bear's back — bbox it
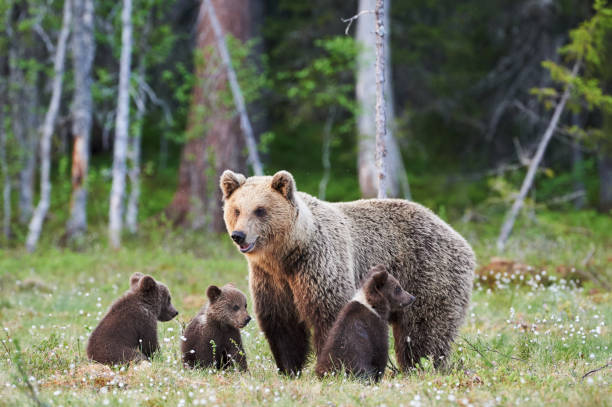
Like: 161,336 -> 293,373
303,195 -> 475,289
87,294 -> 156,362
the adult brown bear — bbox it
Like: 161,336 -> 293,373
220,170 -> 475,375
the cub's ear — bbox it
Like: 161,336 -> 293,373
130,272 -> 144,290
220,170 -> 246,200
372,270 -> 388,289
271,170 -> 296,203
139,276 -> 157,294
207,285 -> 222,303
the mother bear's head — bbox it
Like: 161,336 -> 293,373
220,170 -> 300,256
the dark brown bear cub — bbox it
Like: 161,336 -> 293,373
315,265 -> 415,382
87,273 -> 178,365
181,284 -> 251,371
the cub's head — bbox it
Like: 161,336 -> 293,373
220,170 -> 297,255
363,265 -> 415,319
130,273 -> 179,322
206,284 -> 251,329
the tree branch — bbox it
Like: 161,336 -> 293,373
202,0 -> 263,176
497,58 -> 582,250
582,362 -> 611,380
341,9 -> 374,35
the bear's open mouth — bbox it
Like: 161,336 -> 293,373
239,241 -> 256,253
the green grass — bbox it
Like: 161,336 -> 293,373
0,210 -> 610,406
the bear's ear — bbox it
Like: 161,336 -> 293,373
372,270 -> 388,289
130,272 -> 144,290
271,170 -> 296,203
207,285 -> 222,303
220,170 -> 246,200
139,276 -> 157,295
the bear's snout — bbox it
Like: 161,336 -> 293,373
231,231 -> 246,245
403,294 -> 416,307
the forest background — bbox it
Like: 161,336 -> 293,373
0,0 -> 610,405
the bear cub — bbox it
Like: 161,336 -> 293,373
87,273 -> 179,365
315,265 -> 416,382
181,284 -> 251,371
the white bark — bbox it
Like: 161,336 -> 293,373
26,0 -> 72,252
203,0 -> 263,176
66,0 -> 95,238
0,85 -> 10,241
374,0 -> 388,199
318,107 -> 336,200
356,0 -> 410,199
126,56 -> 146,234
497,59 -> 581,250
109,0 -> 133,249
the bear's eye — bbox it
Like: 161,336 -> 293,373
233,305 -> 239,311
395,286 -> 401,294
254,207 -> 266,217
234,208 -> 240,217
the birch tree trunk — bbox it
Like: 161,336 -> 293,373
66,0 -> 94,239
109,0 -> 133,249
356,0 -> 410,199
125,55 -> 146,235
0,81 -> 10,241
497,59 -> 581,250
26,0 -> 72,252
374,0 -> 388,199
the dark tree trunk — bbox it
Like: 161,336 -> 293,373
166,0 -> 257,232
7,3 -> 40,225
599,112 -> 612,213
599,152 -> 612,213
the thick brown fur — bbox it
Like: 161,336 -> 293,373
181,284 -> 250,371
86,274 -> 178,365
220,170 -> 476,374
315,266 -> 415,382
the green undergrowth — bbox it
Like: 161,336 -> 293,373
0,209 -> 610,406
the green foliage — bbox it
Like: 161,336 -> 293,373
538,0 -> 612,117
0,214 -> 610,405
284,36 -> 358,113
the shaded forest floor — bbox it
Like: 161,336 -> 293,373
0,208 -> 610,406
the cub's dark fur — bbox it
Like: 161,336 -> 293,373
181,284 -> 251,371
315,266 -> 415,382
86,273 -> 178,365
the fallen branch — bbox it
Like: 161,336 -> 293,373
574,268 -> 611,291
581,247 -> 595,267
497,59 -> 581,250
546,190 -> 586,206
582,362 -> 611,380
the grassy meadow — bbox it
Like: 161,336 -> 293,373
0,210 -> 610,406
